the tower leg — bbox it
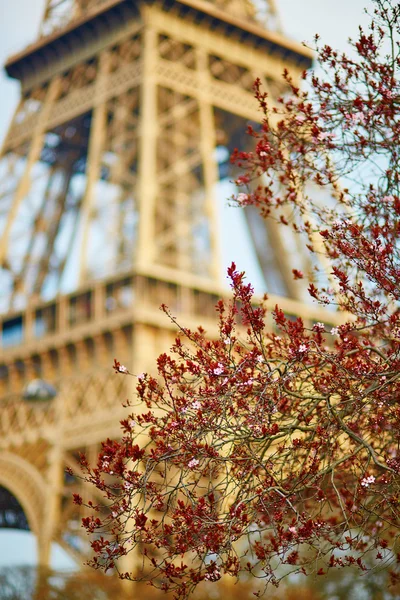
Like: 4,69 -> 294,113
37,443 -> 64,566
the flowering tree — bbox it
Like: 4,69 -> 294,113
75,1 -> 400,597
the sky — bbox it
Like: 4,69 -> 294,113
0,0 -> 371,571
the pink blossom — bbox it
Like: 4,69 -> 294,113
361,475 -> 376,488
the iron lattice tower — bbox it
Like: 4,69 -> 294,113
0,0 -> 328,573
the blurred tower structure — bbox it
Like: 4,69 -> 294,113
0,0 -> 322,567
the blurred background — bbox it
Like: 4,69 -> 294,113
0,1 -> 375,598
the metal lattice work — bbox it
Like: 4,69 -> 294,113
39,0 -> 282,38
0,0 -> 314,573
213,0 -> 281,29
0,29 -> 143,311
39,0 -> 114,37
155,87 -> 207,274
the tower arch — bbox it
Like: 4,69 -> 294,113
0,452 -> 47,537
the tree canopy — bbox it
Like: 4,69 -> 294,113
76,1 -> 400,597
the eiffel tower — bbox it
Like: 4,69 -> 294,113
0,0 -> 329,573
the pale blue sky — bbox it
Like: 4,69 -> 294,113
0,0 -> 371,570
